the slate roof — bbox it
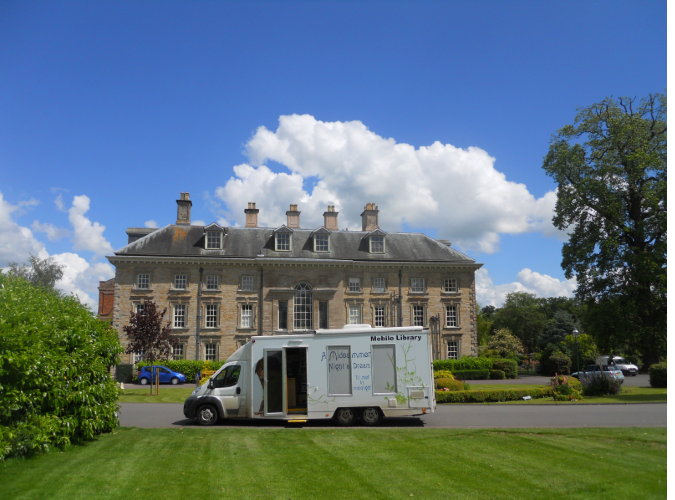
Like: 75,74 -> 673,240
114,225 -> 478,264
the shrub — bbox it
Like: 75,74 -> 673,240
551,375 -> 582,390
580,373 -> 622,396
136,360 -> 225,383
452,369 -> 490,380
540,350 -> 572,376
0,275 -> 123,460
433,369 -> 454,380
433,358 -> 492,372
435,387 -> 552,404
550,374 -> 582,401
434,378 -> 464,391
649,363 -> 667,388
489,369 -> 506,380
492,359 -> 518,379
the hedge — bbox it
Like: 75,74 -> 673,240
432,369 -> 454,380
452,369 -> 490,380
489,369 -> 506,380
435,387 -> 552,404
434,378 -> 464,391
492,359 -> 518,379
136,360 -> 226,383
649,363 -> 667,388
0,275 -> 123,460
433,358 -> 493,372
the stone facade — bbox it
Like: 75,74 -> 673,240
106,196 -> 482,364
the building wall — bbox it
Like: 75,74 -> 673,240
112,261 -> 477,364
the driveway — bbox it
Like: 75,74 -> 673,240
119,401 -> 666,429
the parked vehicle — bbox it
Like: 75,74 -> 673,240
571,364 -> 624,384
138,365 -> 187,385
183,325 -> 435,427
596,355 -> 639,376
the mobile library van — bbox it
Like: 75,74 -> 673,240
183,325 -> 435,426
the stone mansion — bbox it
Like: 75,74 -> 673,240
100,193 -> 483,363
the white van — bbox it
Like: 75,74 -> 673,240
183,325 -> 435,426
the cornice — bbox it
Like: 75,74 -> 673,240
106,255 -> 483,271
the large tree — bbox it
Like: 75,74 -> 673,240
492,292 -> 548,353
542,93 -> 666,367
6,254 -> 64,290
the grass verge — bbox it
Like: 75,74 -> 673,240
118,388 -> 194,403
0,427 -> 665,499
495,386 -> 667,404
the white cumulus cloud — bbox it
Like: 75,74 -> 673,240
144,220 -> 158,228
0,192 -> 48,266
68,195 -> 114,257
31,221 -> 70,241
476,267 -> 577,307
214,114 -> 567,252
51,252 -> 115,310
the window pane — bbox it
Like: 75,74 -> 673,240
370,236 -> 384,253
373,278 -> 385,292
206,304 -> 218,328
205,343 -> 216,361
413,305 -> 424,326
447,341 -> 459,360
278,300 -> 288,330
174,274 -> 187,289
137,274 -> 150,289
446,304 -> 458,327
214,365 -> 241,388
174,304 -> 186,328
315,234 -> 329,252
444,278 -> 457,293
276,233 -> 291,251
206,231 -> 221,249
241,304 -> 252,328
206,275 -> 218,290
319,301 -> 328,329
349,305 -> 361,324
372,345 -> 397,394
242,276 -> 253,290
411,278 -> 425,293
172,344 -> 184,360
374,306 -> 385,327
294,283 -> 312,330
348,278 -> 360,292
327,346 -> 352,395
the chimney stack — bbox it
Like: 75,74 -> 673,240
323,205 -> 339,230
286,204 -> 301,228
360,202 -> 379,231
245,202 -> 259,228
176,192 -> 192,225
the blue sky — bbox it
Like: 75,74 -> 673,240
0,1 -> 666,308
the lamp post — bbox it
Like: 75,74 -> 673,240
572,328 -> 580,373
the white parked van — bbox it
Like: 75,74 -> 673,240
183,325 -> 435,426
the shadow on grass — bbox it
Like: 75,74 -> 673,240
172,416 -> 425,429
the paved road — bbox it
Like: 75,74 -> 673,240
119,402 -> 666,429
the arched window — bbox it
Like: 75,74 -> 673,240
294,283 -> 313,331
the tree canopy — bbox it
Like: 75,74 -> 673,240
542,93 -> 666,366
124,301 -> 177,368
6,254 -> 64,290
491,292 -> 548,353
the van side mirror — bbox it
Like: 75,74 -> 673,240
208,380 -> 214,390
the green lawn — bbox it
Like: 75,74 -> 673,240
0,427 -> 665,499
495,386 -> 667,405
118,387 -> 194,403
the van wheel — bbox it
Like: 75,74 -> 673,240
361,407 -> 383,426
171,377 -> 179,385
334,408 -> 356,426
139,377 -> 149,385
197,405 -> 218,426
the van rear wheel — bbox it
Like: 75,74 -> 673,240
334,408 -> 356,426
361,407 -> 383,426
196,405 -> 218,426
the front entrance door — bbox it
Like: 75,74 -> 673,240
264,350 -> 285,416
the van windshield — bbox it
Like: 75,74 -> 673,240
613,357 -> 627,364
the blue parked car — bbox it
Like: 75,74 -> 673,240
138,365 -> 187,385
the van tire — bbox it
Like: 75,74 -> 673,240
360,407 -> 383,426
196,405 -> 218,426
171,377 -> 179,385
334,408 -> 356,426
139,377 -> 149,385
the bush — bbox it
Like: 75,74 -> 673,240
0,275 -> 123,460
435,387 -> 552,404
580,373 -> 622,396
540,350 -> 572,376
433,358 -> 493,372
550,375 -> 582,401
492,359 -> 518,379
434,378 -> 464,391
433,370 -> 454,380
649,363 -> 667,388
452,369 -> 490,380
136,360 -> 226,383
551,375 -> 582,390
489,369 -> 506,380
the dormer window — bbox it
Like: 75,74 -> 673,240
204,223 -> 225,250
275,232 -> 291,251
370,236 -> 384,253
315,234 -> 329,252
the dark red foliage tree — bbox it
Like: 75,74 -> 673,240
123,301 -> 177,389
